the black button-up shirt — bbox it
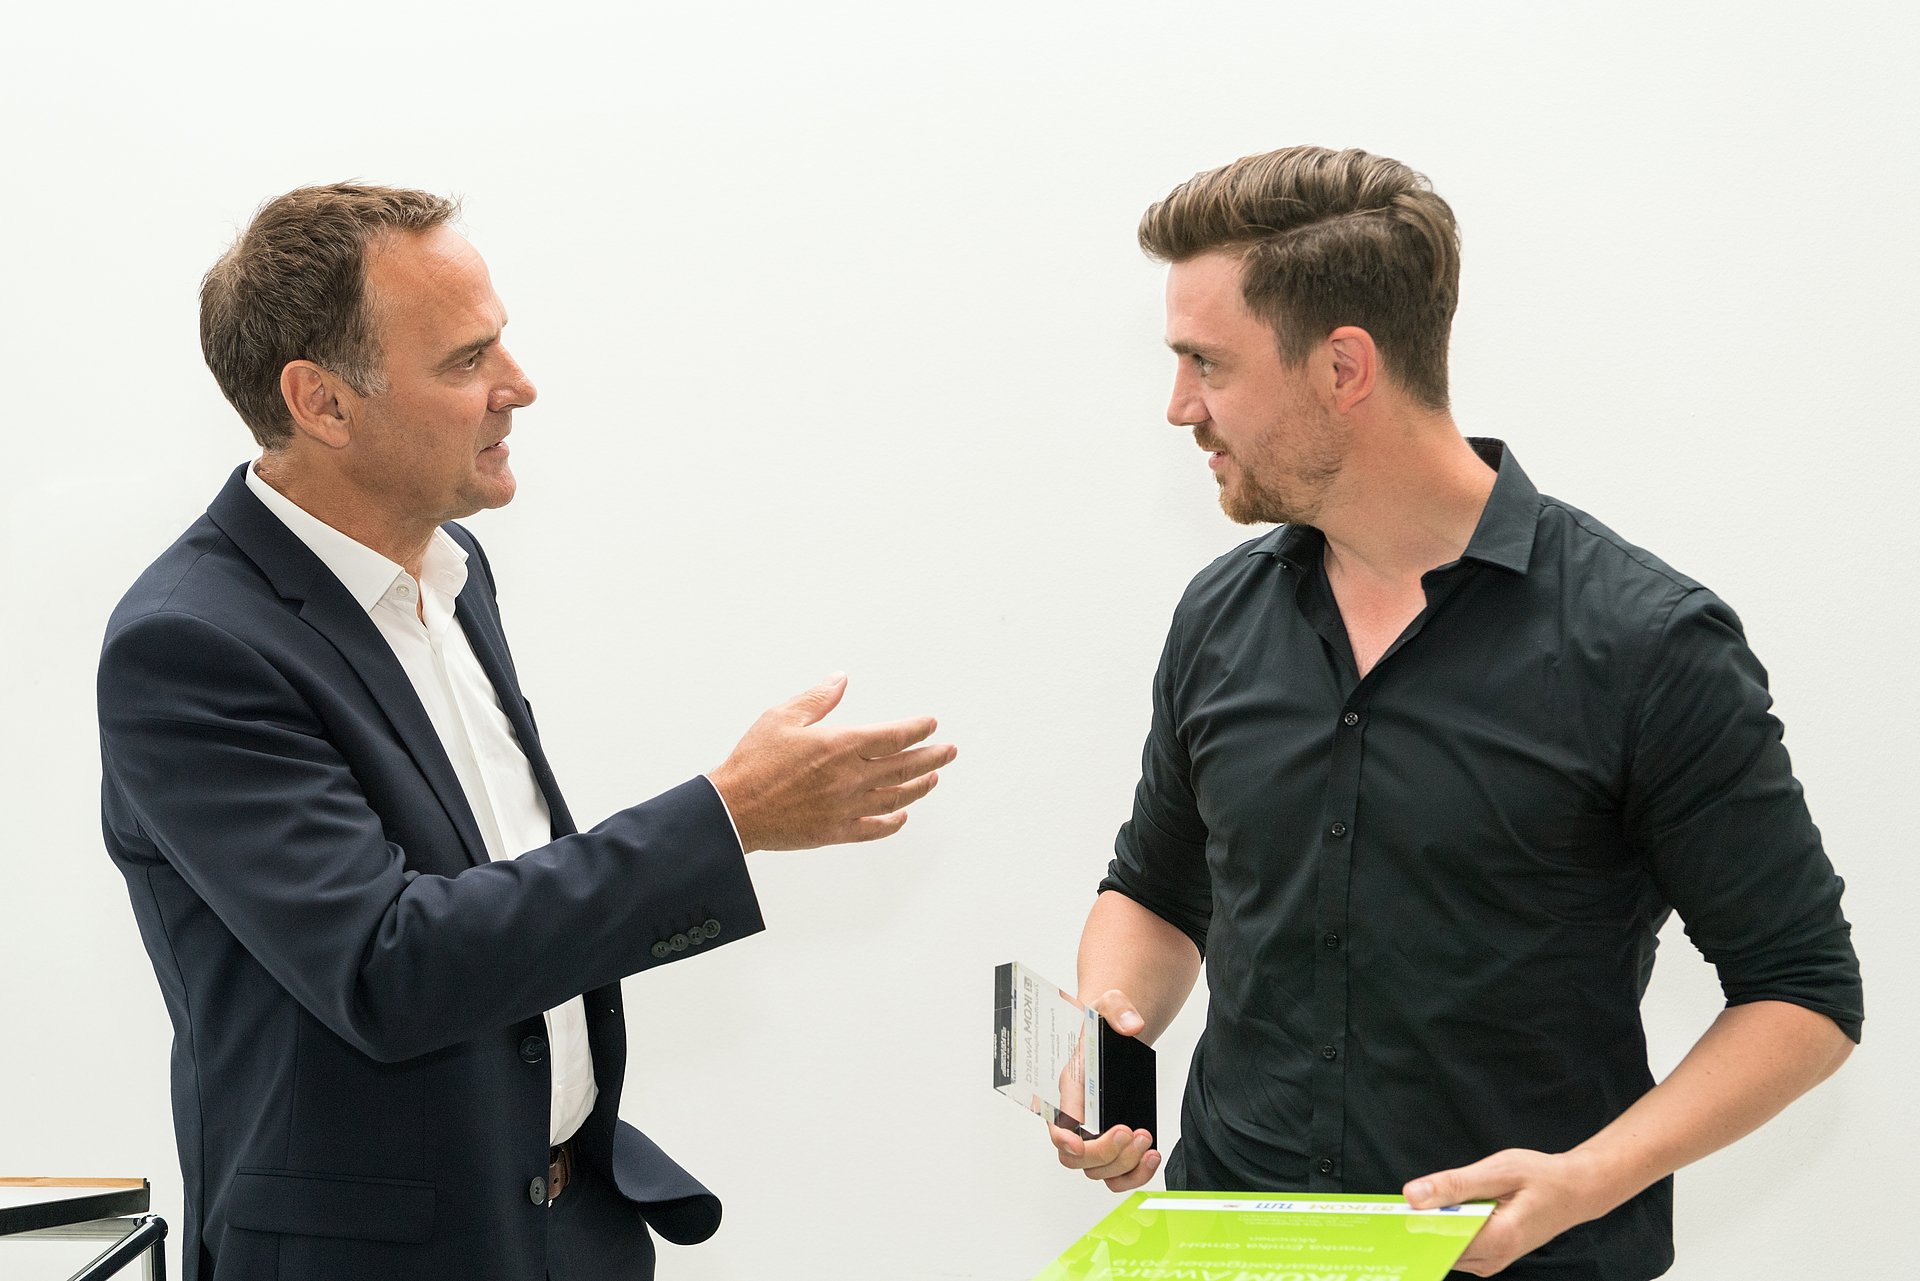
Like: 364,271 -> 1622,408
1103,441 -> 1862,1280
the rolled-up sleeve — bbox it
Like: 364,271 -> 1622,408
1101,605 -> 1214,956
1624,587 -> 1863,1041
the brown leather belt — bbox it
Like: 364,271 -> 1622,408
548,1141 -> 573,1204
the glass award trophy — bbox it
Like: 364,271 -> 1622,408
994,961 -> 1156,1139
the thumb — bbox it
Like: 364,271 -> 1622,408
1087,989 -> 1147,1038
1404,1158 -> 1494,1210
788,672 -> 848,725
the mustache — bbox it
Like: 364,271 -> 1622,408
1193,428 -> 1225,452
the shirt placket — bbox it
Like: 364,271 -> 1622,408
1309,689 -> 1362,1189
1291,564 -> 1358,1190
1298,558 -> 1475,1191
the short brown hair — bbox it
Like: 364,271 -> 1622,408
200,183 -> 460,448
1139,147 -> 1460,409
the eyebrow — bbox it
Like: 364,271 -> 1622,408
437,311 -> 510,370
1166,339 -> 1212,358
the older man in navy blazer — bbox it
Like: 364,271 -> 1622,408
98,184 -> 955,1281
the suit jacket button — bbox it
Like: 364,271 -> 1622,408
529,1176 -> 547,1205
702,919 -> 721,939
651,941 -> 671,959
670,933 -> 689,952
520,1035 -> 548,1064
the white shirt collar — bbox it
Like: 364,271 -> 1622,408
244,461 -> 469,613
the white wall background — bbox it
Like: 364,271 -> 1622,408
3,2 -> 1914,1277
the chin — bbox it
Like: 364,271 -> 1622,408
464,473 -> 517,512
1219,484 -> 1294,527
1216,486 -> 1263,526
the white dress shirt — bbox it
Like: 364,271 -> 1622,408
246,464 -> 597,1146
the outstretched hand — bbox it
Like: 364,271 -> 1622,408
708,674 -> 956,852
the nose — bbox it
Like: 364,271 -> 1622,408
492,347 -> 538,412
1167,359 -> 1204,428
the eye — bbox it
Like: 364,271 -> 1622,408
1192,353 -> 1216,376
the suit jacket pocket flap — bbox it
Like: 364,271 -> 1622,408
227,1168 -> 435,1244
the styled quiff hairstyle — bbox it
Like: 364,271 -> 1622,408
200,183 -> 460,448
1139,146 -> 1460,409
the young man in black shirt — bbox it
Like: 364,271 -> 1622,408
1046,147 -> 1862,1280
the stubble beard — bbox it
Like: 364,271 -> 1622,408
1216,408 -> 1348,527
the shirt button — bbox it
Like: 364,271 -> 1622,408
528,1176 -> 547,1205
650,941 -> 671,959
1317,1158 -> 1335,1175
519,1035 -> 548,1064
1323,933 -> 1341,949
1328,821 -> 1348,838
1342,711 -> 1360,727
1321,1044 -> 1338,1061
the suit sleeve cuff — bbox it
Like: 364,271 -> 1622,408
698,774 -> 747,857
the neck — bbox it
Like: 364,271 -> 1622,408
1315,411 -> 1496,585
254,453 -> 434,578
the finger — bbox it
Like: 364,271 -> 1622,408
1451,1231 -> 1516,1278
843,811 -> 910,843
787,673 -> 849,726
1105,1147 -> 1161,1192
847,715 -> 939,758
1450,1244 -> 1512,1281
1449,1214 -> 1512,1263
1048,1123 -> 1085,1160
1085,989 -> 1147,1037
863,741 -> 957,790
1053,1125 -> 1126,1171
1065,1125 -> 1140,1171
1404,1171 -> 1464,1210
857,772 -> 940,817
1404,1152 -> 1512,1209
1080,1130 -> 1152,1181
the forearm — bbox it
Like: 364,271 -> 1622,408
1076,889 -> 1202,1043
1566,1000 -> 1854,1218
1406,999 -> 1856,1273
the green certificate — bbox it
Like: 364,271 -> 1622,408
1032,1191 -> 1493,1281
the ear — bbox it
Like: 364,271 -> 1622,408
1325,326 -> 1378,413
279,360 -> 355,449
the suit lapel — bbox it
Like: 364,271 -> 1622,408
206,466 -> 493,868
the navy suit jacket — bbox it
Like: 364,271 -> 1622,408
98,466 -> 765,1280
